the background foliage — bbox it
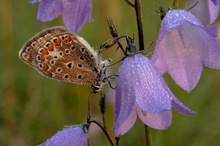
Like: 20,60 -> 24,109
0,0 -> 220,146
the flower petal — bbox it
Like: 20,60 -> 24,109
114,107 -> 137,137
161,10 -> 202,32
137,104 -> 172,130
212,0 -> 220,5
152,23 -> 203,92
62,0 -> 93,33
180,23 -> 220,69
36,0 -> 62,22
114,63 -> 136,129
203,25 -> 218,38
150,39 -> 167,75
123,54 -> 172,114
207,0 -> 219,24
38,125 -> 88,146
172,97 -> 196,114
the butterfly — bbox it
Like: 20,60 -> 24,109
19,26 -> 109,92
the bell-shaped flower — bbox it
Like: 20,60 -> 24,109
30,0 -> 93,33
38,124 -> 88,146
113,53 -> 196,137
185,0 -> 219,24
151,9 -> 220,92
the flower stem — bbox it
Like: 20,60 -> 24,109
124,0 -> 144,50
144,124 -> 152,146
124,1 -> 152,146
90,120 -> 115,146
87,92 -> 91,123
134,0 -> 144,51
133,0 -> 152,145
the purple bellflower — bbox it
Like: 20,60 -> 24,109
151,9 -> 220,92
114,53 -> 196,137
185,0 -> 219,24
38,124 -> 88,146
30,0 -> 93,33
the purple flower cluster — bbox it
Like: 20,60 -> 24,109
30,0 -> 93,33
28,0 -> 220,144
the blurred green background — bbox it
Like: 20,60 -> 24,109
1,0 -> 220,146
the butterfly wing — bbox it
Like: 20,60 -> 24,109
19,26 -> 98,85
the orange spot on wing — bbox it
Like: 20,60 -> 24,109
42,49 -> 48,55
48,44 -> 54,51
42,64 -> 49,70
65,35 -> 72,41
55,38 -> 61,46
40,55 -> 45,62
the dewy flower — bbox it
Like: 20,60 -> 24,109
185,0 -> 219,25
38,124 -> 88,146
30,0 -> 93,33
114,53 -> 196,137
151,9 -> 220,92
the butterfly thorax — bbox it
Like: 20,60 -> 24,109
91,60 -> 109,93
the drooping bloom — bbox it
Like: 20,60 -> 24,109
38,124 -> 88,146
114,53 -> 196,137
30,0 -> 93,33
151,9 -> 220,92
185,0 -> 219,25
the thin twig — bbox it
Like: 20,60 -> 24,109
134,0 -> 144,50
187,1 -> 199,11
90,120 -> 115,146
124,0 -> 135,7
